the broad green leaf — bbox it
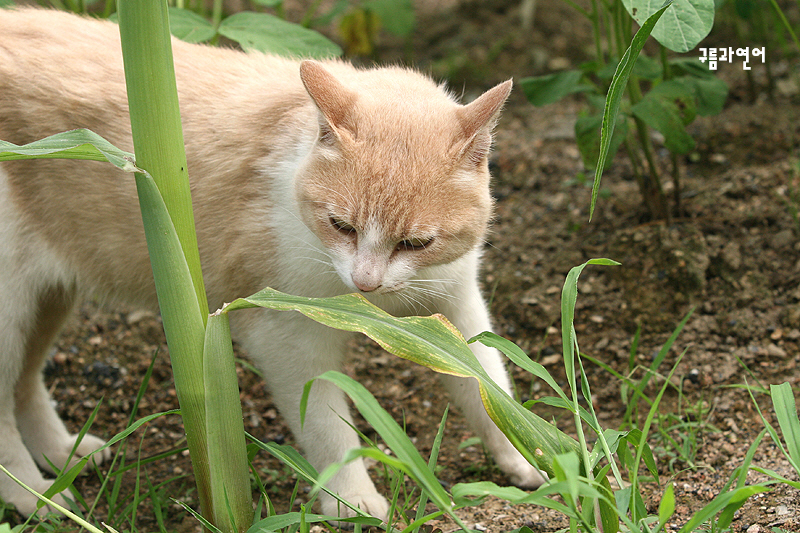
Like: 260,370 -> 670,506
771,382 -> 800,466
575,112 -> 628,171
631,79 -> 696,153
676,74 -> 728,115
0,129 -> 137,171
251,0 -> 283,6
622,0 -> 715,53
520,70 -> 591,106
590,1 -> 674,221
168,7 -> 216,43
363,0 -> 415,36
218,12 -> 342,58
223,288 -> 582,479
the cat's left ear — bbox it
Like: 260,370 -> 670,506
455,79 -> 513,166
300,60 -> 357,145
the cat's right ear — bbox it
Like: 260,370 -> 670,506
300,60 -> 357,145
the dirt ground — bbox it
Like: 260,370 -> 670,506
5,0 -> 800,531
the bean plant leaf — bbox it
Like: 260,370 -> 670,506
631,79 -> 696,154
0,129 -> 137,171
590,0 -> 674,221
623,0 -> 715,53
678,75 -> 728,116
520,70 -> 592,106
221,289 -> 583,479
218,11 -> 342,58
168,7 -> 216,43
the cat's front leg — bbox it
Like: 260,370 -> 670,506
235,312 -> 390,521
427,266 -> 547,489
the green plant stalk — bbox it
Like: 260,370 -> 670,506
117,2 -> 251,530
117,0 -> 209,322
589,0 -> 605,68
766,0 -> 800,51
627,76 -> 669,220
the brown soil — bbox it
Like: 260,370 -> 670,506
4,1 -> 800,532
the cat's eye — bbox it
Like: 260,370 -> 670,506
329,216 -> 355,235
397,236 -> 434,251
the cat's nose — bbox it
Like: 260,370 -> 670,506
352,277 -> 381,292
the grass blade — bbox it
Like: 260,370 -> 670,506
770,382 -> 800,467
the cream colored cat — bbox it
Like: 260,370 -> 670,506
0,7 -> 545,520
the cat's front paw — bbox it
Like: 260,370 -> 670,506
320,490 -> 389,523
1,473 -> 69,517
507,461 -> 548,489
37,433 -> 111,475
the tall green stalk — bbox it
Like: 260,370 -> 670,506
116,2 -> 251,531
117,0 -> 208,321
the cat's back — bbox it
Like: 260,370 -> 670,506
0,8 -> 306,145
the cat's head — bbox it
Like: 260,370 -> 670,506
296,60 -> 511,294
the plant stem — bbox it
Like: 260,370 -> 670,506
117,3 -> 253,531
627,75 -> 670,220
117,0 -> 209,321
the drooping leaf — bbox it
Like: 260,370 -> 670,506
222,288 -> 583,479
218,11 -> 342,58
0,129 -> 137,171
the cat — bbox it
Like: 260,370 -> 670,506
0,7 -> 545,520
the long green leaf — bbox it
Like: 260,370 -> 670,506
0,129 -> 136,171
678,485 -> 769,532
471,331 -> 570,405
222,288 -> 582,479
589,1 -> 674,221
771,382 -> 800,467
133,169 -> 211,515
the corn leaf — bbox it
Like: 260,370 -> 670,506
222,289 -> 582,479
0,129 -> 136,171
